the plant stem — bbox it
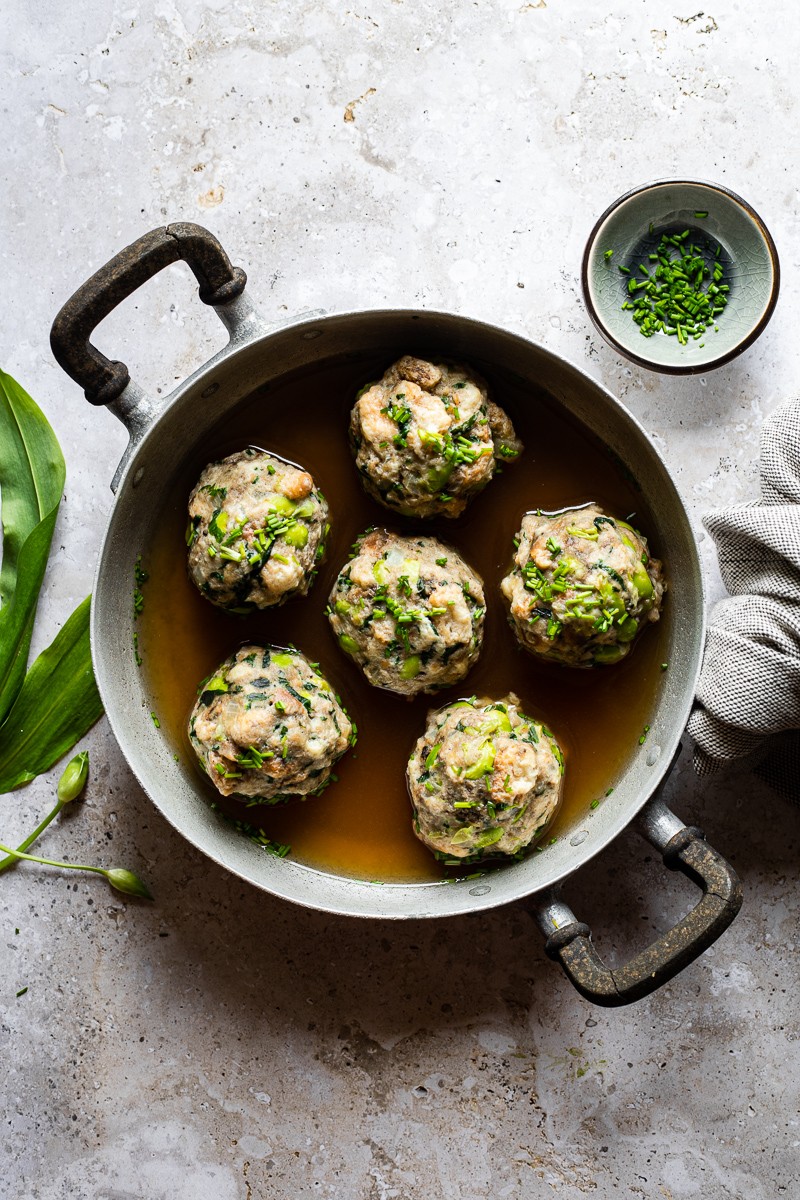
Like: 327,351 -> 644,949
0,840 -> 107,878
0,799 -> 65,874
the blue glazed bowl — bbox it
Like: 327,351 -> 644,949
582,180 -> 780,374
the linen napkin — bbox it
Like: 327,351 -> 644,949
687,398 -> 800,801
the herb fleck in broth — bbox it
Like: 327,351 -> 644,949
140,355 -> 667,882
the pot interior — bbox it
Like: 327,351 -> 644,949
93,310 -> 703,919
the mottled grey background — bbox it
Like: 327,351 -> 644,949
2,2 -> 799,1197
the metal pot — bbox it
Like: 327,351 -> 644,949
50,223 -> 741,1007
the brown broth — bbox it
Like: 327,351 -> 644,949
139,354 -> 667,882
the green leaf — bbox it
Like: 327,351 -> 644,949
0,371 -> 65,724
0,596 -> 103,793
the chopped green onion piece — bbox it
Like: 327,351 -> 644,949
619,230 -> 728,344
271,652 -> 295,667
400,655 -> 421,680
425,744 -> 441,770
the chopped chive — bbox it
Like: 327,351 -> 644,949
621,230 -> 727,344
425,744 -> 441,770
604,248 -> 613,261
694,211 -> 709,219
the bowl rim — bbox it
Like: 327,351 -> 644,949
581,177 -> 781,375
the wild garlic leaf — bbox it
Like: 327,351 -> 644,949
0,596 -> 102,793
0,370 -> 65,725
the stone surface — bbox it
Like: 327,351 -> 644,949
2,2 -> 800,1197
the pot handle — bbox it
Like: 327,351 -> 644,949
528,775 -> 743,1007
50,223 -> 247,406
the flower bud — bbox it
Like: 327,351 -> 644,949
57,751 -> 89,804
104,868 -> 154,900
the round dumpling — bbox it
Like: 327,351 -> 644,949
186,449 -> 328,612
189,644 -> 354,803
407,695 -> 564,862
501,504 -> 665,667
327,528 -> 485,696
349,355 -> 522,519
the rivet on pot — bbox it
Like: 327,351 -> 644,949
132,467 -> 145,487
301,329 -> 323,340
469,884 -> 491,897
646,744 -> 662,767
201,382 -> 220,398
570,829 -> 589,847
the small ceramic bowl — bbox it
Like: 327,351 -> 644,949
582,180 -> 780,374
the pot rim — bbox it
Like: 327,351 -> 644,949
91,305 -> 706,919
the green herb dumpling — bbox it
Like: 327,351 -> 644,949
189,645 -> 354,803
328,528 -> 485,696
349,355 -> 522,519
501,504 -> 665,668
186,449 -> 329,612
407,695 -> 563,862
